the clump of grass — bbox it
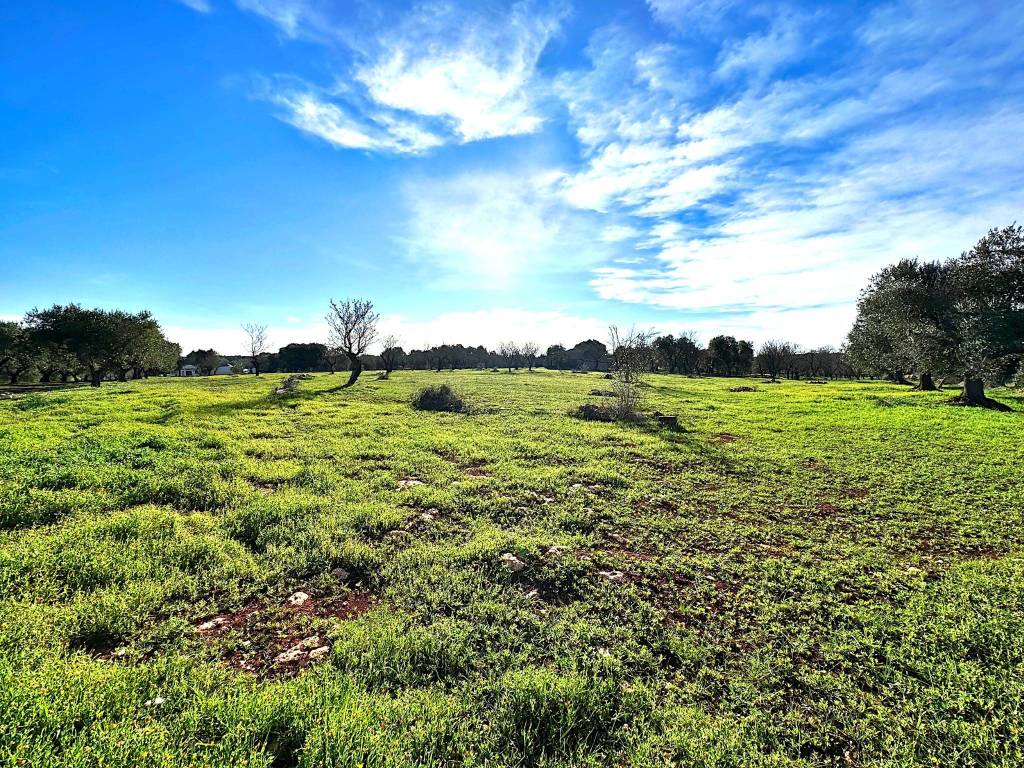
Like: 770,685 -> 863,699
412,384 -> 466,413
573,403 -> 646,424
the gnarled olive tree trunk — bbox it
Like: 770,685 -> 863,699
344,353 -> 362,387
918,372 -> 937,391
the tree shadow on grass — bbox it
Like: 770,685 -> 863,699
185,384 -> 353,420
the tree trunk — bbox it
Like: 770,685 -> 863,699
890,370 -> 912,385
40,371 -> 53,383
918,372 -> 937,391
962,377 -> 986,403
90,370 -> 102,387
117,369 -> 128,382
8,372 -> 19,384
344,353 -> 363,387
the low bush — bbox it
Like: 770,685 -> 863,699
412,384 -> 466,413
573,404 -> 617,422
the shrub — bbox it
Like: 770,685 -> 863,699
412,385 -> 465,413
573,404 -> 616,422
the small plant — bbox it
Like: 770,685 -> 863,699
411,384 -> 465,412
273,373 -> 312,395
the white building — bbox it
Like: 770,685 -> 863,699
178,364 -> 200,377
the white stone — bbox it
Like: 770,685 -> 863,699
499,552 -> 525,572
274,647 -> 306,664
308,646 -> 331,660
287,591 -> 311,607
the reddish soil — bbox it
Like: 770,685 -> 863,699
715,433 -> 739,443
195,586 -> 374,679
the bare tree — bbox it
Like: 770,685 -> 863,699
380,334 -> 402,375
326,298 -> 379,387
521,341 -> 539,371
241,323 -> 269,376
498,341 -> 521,373
756,340 -> 796,381
608,325 -> 656,419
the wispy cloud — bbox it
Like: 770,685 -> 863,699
354,1 -> 565,142
175,0 -> 213,12
242,0 -> 566,152
264,84 -> 443,153
551,0 -> 1024,341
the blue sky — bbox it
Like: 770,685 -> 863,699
2,0 -> 1022,354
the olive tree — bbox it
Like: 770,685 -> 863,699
849,225 -> 1023,407
379,335 -> 404,375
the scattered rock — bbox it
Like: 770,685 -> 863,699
598,569 -> 626,583
308,645 -> 331,660
398,477 -> 425,488
546,545 -> 568,556
499,552 -> 526,572
274,646 -> 307,665
197,616 -> 227,632
145,696 -> 166,707
729,386 -> 757,392
287,591 -> 311,607
330,567 -> 351,583
0,392 -> 14,400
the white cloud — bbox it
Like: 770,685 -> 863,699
267,88 -> 443,153
646,0 -> 736,28
233,0 -> 335,39
600,225 -> 641,242
176,0 -> 212,12
715,13 -> 807,81
354,2 -> 564,142
243,0 -> 566,152
550,0 -> 1024,346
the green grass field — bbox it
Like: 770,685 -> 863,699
1,371 -> 1022,767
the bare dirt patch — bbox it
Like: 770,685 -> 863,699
715,433 -> 740,443
195,585 -> 374,679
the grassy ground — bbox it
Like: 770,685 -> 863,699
1,370 -> 1022,767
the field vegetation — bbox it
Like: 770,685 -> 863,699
1,371 -> 1022,767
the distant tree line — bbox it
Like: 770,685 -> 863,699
0,304 -> 180,386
